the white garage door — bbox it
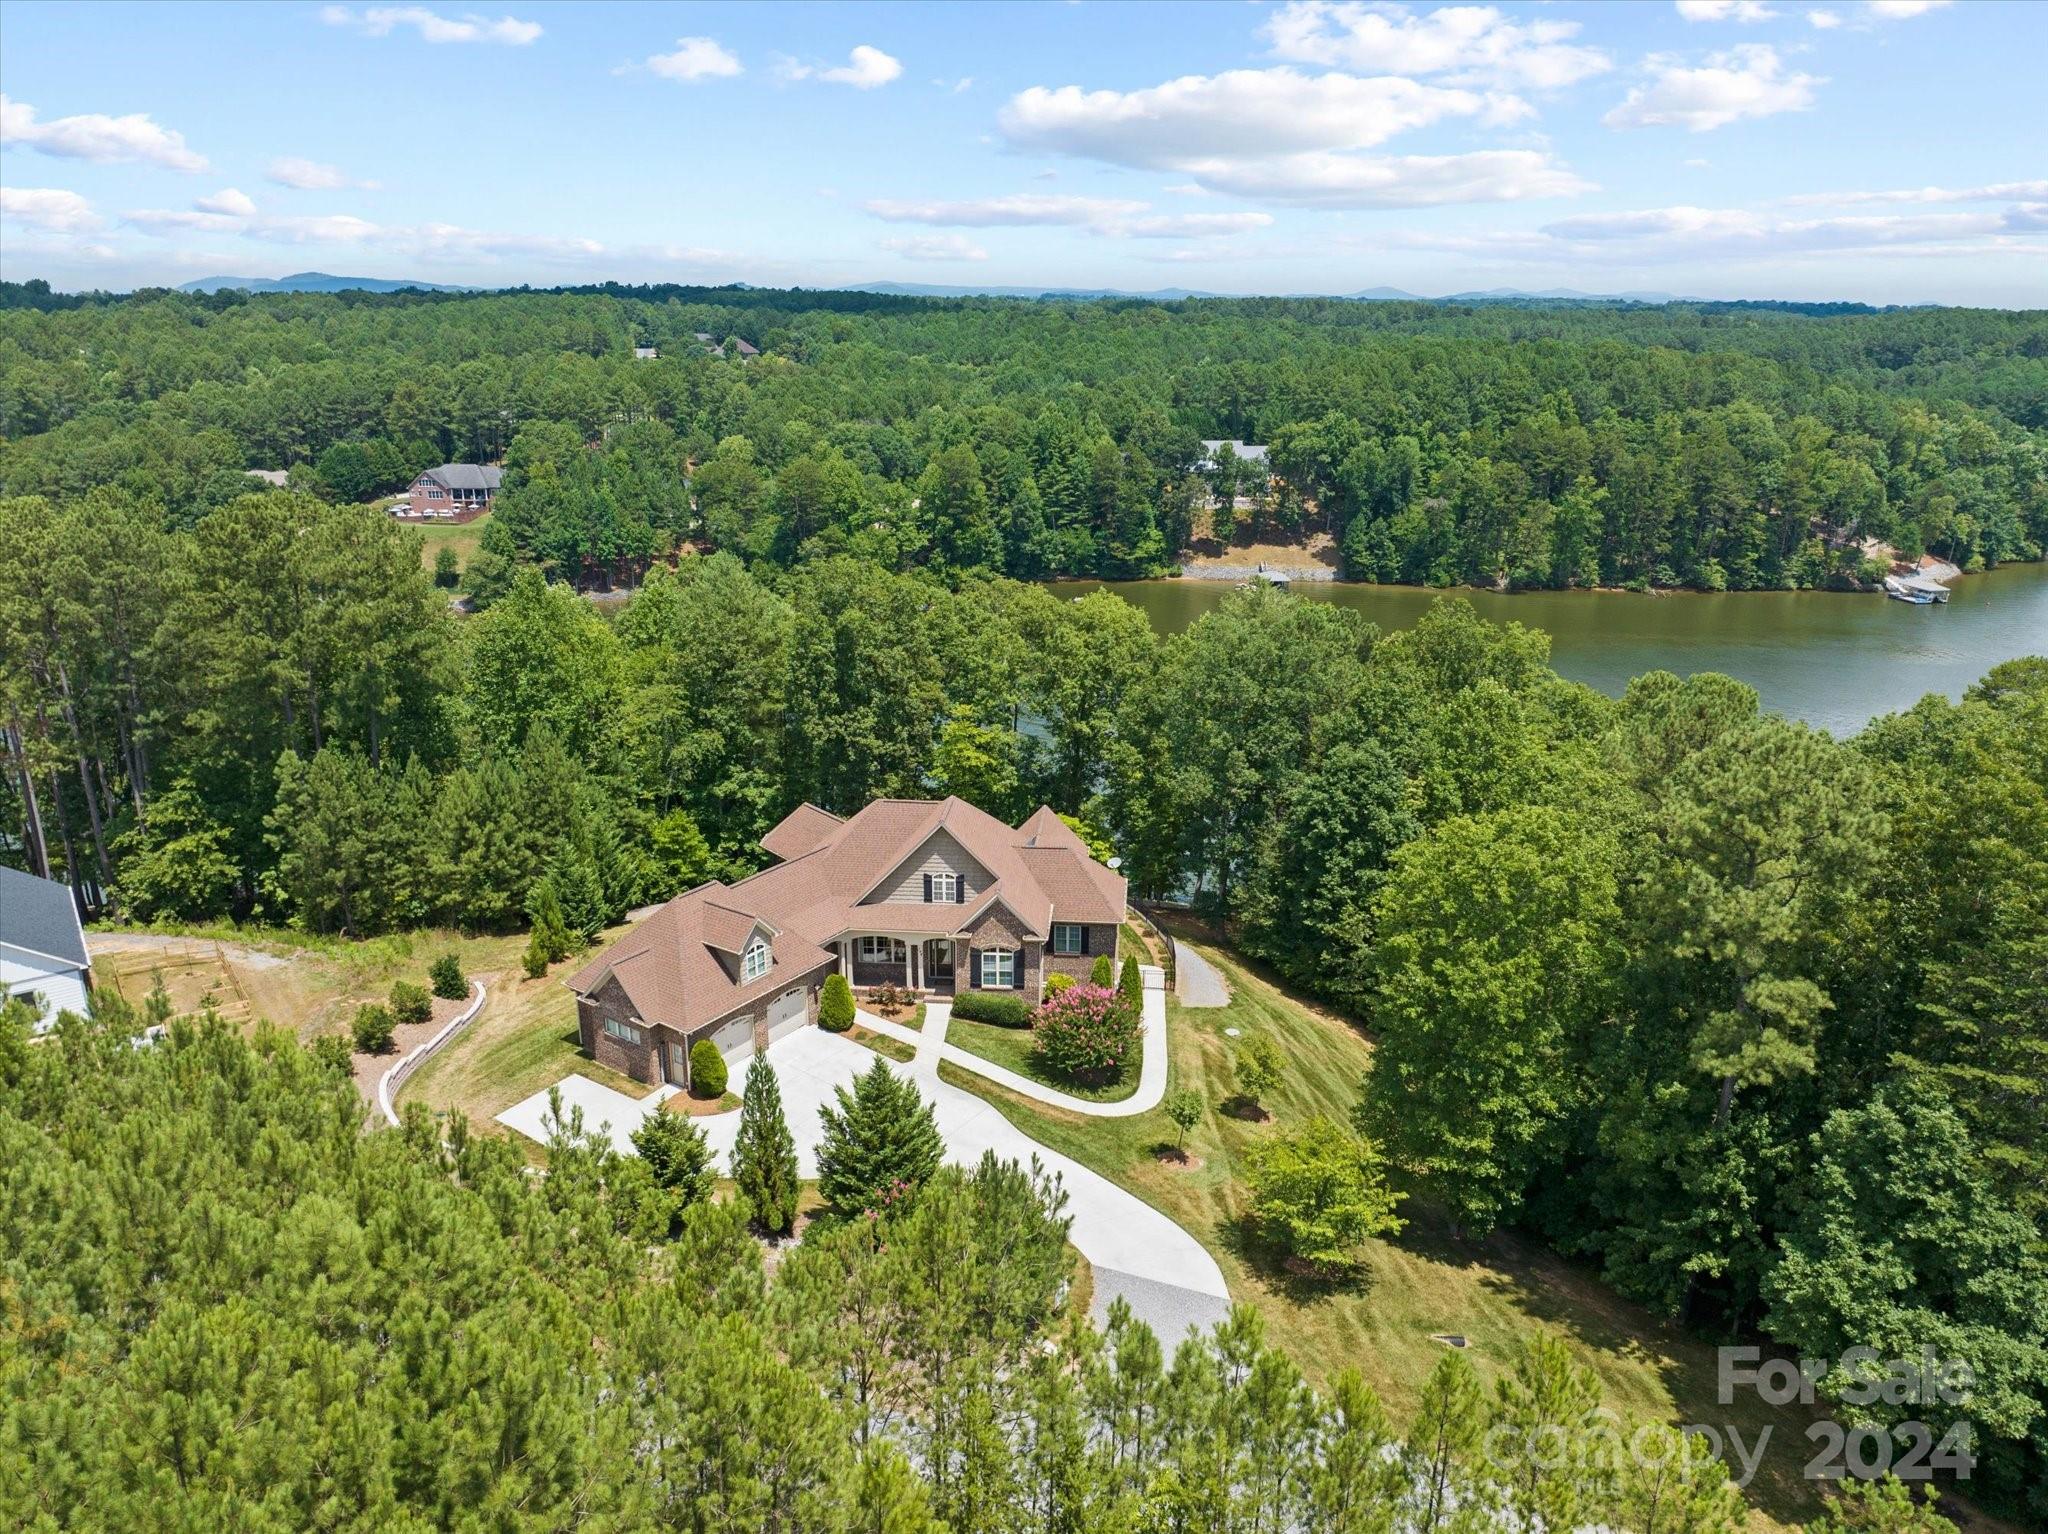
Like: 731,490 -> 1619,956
710,1012 -> 753,1073
766,987 -> 808,1044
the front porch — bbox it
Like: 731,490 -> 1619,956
839,933 -> 960,996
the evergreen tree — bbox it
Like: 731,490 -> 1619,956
629,1108 -> 716,1231
732,1052 -> 802,1236
816,1056 -> 945,1218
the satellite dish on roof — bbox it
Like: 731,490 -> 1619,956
1107,857 -> 1122,870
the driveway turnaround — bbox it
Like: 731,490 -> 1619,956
860,966 -> 1169,1118
497,1026 -> 1231,1344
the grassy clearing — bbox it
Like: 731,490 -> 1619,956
937,926 -> 1855,1534
944,1013 -> 1138,1104
397,928 -> 641,1130
409,511 -> 490,576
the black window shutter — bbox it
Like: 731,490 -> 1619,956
1080,926 -> 1091,955
923,873 -> 933,903
956,877 -> 966,903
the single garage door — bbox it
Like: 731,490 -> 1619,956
709,1012 -> 753,1074
766,987 -> 808,1045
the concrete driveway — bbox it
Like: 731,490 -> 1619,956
498,1027 -> 1231,1344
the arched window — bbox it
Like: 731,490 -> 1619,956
742,936 -> 771,984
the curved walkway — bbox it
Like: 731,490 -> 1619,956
377,980 -> 487,1125
857,963 -> 1169,1119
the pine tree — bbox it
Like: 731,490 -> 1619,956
815,1056 -> 946,1218
525,877 -> 573,963
732,1053 -> 801,1236
629,1108 -> 716,1226
1404,1350 -> 1486,1534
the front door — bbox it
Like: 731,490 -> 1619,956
926,940 -> 954,984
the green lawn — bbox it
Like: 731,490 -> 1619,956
943,1013 -> 1139,1103
936,924 -> 1845,1534
407,511 -> 490,579
847,1023 -> 916,1064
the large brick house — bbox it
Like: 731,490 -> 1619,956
567,797 -> 1126,1089
400,463 -> 501,522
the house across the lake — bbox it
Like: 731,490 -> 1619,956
0,865 -> 92,1035
567,797 -> 1126,1090
395,463 -> 502,522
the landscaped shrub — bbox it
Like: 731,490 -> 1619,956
390,980 -> 432,1025
819,972 -> 855,1033
351,1002 -> 396,1054
1241,1115 -> 1406,1274
429,953 -> 466,999
1231,1033 -> 1284,1113
521,932 -> 550,979
952,991 -> 1032,1028
1165,1088 -> 1203,1153
1118,953 -> 1143,1008
1044,972 -> 1076,998
1033,984 -> 1139,1086
1090,954 -> 1114,987
688,1038 -> 728,1099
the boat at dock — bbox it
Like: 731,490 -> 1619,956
1884,573 -> 1951,604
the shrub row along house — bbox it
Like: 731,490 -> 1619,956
568,797 -> 1125,1089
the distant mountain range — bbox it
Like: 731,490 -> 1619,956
164,271 -> 1705,306
841,280 -> 1696,304
176,271 -> 477,295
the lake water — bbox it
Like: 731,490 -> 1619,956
1051,562 -> 2048,736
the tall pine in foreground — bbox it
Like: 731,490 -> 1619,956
815,1056 -> 945,1217
732,1053 -> 801,1236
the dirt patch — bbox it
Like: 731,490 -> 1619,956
1154,1146 -> 1206,1171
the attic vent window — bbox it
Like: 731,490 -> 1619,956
741,937 -> 771,984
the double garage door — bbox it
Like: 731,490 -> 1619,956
705,986 -> 809,1073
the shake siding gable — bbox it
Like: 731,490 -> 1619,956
870,829 -> 990,906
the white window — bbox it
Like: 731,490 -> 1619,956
603,1017 -> 643,1045
979,949 -> 1015,989
1052,923 -> 1084,956
741,936 -> 771,984
928,872 -> 958,903
860,935 -> 904,960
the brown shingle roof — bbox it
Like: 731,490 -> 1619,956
567,798 -> 1127,1031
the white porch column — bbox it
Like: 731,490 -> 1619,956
905,941 -> 915,991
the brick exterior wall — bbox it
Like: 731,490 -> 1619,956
963,904 -> 1043,1003
1042,923 -> 1120,986
575,961 -> 834,1088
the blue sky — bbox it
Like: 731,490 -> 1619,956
2,0 -> 2042,303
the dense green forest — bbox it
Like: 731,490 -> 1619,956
2,284 -> 2044,1525
2,283 -> 2044,589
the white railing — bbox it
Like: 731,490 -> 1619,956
377,979 -> 486,1126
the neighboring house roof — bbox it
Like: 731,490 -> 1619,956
244,468 -> 291,486
566,796 -> 1127,1030
732,338 -> 760,356
1199,439 -> 1269,466
417,464 -> 504,491
0,865 -> 89,970
633,346 -> 659,358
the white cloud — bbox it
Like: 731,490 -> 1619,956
1605,45 -> 1821,131
999,67 -> 1589,209
879,233 -> 987,261
1675,1 -> 1779,20
643,37 -> 742,81
1806,8 -> 1842,25
783,45 -> 903,89
1163,183 -> 1209,196
0,95 -> 208,172
195,187 -> 258,217
0,186 -> 102,234
866,193 -> 1149,227
1189,148 -> 1592,207
267,156 -> 378,191
1003,68 -> 1502,165
319,6 -> 541,45
1784,180 -> 2048,206
932,76 -> 974,94
864,193 -> 1273,240
1263,2 -> 1612,88
121,198 -> 604,262
1864,0 -> 1949,17
1504,201 -> 2047,262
